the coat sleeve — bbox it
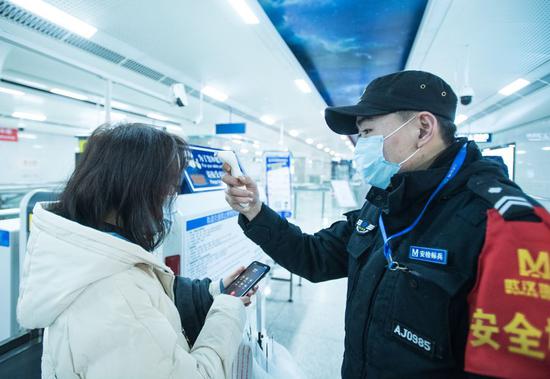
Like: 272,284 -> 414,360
173,276 -> 214,345
238,203 -> 357,282
69,280 -> 246,379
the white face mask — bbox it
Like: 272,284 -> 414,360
162,194 -> 178,231
353,115 -> 420,189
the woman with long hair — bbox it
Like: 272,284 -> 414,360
17,123 -> 250,378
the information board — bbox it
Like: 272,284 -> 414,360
457,133 -> 492,143
215,123 -> 246,135
182,145 -> 227,193
160,190 -> 263,280
183,208 -> 261,279
0,128 -> 18,142
264,152 -> 292,218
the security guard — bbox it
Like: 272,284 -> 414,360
222,70 -> 543,378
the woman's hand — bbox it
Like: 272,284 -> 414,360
223,266 -> 259,307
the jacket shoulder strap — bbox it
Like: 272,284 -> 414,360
467,175 -> 539,221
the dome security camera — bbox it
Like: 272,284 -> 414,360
170,83 -> 188,107
460,86 -> 475,106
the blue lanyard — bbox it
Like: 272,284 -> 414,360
378,143 -> 468,271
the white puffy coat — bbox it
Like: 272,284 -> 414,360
17,203 -> 246,379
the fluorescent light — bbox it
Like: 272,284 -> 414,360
166,125 -> 182,133
0,86 -> 24,96
498,78 -> 530,96
455,114 -> 468,125
323,147 -> 330,153
305,138 -> 314,144
227,0 -> 259,24
201,85 -> 228,102
255,150 -> 262,156
146,112 -> 169,121
260,115 -> 275,125
222,145 -> 231,150
289,129 -> 300,137
294,79 -> 312,93
50,87 -> 88,101
316,143 -> 324,149
11,0 -> 97,38
516,150 -> 526,155
240,148 -> 249,154
12,111 -> 46,121
99,111 -> 126,122
111,100 -> 131,110
18,132 -> 37,139
542,146 -> 550,151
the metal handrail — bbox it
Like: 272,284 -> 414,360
0,208 -> 19,217
0,182 -> 64,193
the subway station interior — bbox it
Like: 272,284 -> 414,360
0,1 -> 549,378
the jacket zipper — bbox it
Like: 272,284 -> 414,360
361,267 -> 386,378
346,263 -> 362,301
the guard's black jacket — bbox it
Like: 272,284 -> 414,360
238,139 -> 540,379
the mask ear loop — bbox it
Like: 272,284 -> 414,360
382,114 -> 419,166
399,147 -> 421,165
383,115 -> 416,141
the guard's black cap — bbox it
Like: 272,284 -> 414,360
325,70 -> 457,135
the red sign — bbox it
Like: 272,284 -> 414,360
165,255 -> 180,275
0,128 -> 18,142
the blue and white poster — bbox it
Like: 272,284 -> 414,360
265,152 -> 293,219
182,145 -> 227,193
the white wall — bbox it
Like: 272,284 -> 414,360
1,131 -> 76,186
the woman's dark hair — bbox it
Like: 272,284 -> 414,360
49,123 -> 188,251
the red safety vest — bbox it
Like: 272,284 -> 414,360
465,206 -> 550,379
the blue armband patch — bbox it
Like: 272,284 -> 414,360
409,246 -> 448,265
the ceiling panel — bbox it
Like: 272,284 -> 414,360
1,0 -> 353,158
407,0 -> 550,131
43,1 -> 341,143
258,0 -> 428,106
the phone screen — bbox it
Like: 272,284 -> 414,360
224,261 -> 271,297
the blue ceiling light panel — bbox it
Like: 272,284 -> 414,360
258,0 -> 428,106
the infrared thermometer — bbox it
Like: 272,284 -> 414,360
217,150 -> 244,177
217,151 -> 249,209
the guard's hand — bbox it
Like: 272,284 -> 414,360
223,266 -> 259,307
221,164 -> 262,221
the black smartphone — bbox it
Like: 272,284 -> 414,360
224,261 -> 271,297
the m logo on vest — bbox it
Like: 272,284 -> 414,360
518,249 -> 550,280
